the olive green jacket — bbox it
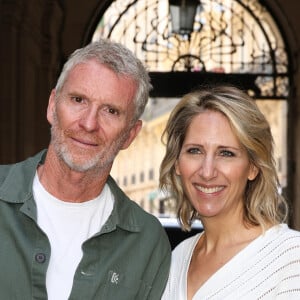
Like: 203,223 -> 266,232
0,150 -> 171,299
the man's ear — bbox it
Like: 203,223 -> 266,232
121,120 -> 143,150
47,89 -> 56,125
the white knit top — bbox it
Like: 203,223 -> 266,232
162,224 -> 300,299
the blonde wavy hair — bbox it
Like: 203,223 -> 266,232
159,85 -> 289,231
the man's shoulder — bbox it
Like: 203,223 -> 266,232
123,197 -> 163,229
0,151 -> 45,170
0,151 -> 45,187
0,164 -> 12,184
107,177 -> 163,227
0,161 -> 22,183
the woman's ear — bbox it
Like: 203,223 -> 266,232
248,164 -> 259,181
175,160 -> 181,176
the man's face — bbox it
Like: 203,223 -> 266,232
47,60 -> 142,173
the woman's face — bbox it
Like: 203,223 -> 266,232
175,110 -> 258,222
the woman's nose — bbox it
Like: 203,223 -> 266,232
198,155 -> 218,180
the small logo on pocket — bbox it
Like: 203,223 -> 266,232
111,272 -> 119,284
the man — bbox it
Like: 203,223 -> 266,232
0,39 -> 171,299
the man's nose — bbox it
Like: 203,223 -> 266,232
78,107 -> 99,132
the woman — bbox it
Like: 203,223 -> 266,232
160,85 -> 300,299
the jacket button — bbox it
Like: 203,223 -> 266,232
35,253 -> 46,263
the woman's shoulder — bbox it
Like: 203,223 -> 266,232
264,224 -> 300,256
280,224 -> 300,245
266,224 -> 300,284
273,223 -> 300,239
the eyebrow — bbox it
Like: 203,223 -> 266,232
183,143 -> 242,151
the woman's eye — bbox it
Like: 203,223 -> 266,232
187,148 -> 201,154
220,150 -> 235,157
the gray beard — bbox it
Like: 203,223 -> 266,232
50,111 -> 129,173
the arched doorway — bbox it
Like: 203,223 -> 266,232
88,0 -> 291,217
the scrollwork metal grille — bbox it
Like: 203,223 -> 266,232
92,0 -> 290,99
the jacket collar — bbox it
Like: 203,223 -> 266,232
0,150 -> 46,204
101,176 -> 142,233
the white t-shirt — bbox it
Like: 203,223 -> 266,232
33,173 -> 114,300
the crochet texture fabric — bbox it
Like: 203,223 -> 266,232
162,224 -> 300,300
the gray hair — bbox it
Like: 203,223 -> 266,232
55,39 -> 152,121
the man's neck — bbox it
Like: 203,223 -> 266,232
37,151 -> 109,203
